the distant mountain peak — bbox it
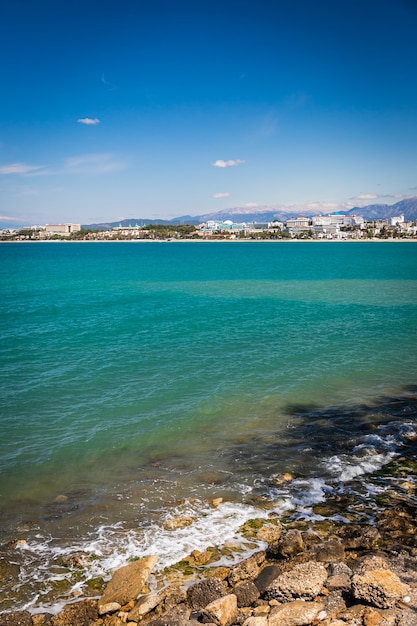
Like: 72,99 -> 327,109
82,196 -> 417,229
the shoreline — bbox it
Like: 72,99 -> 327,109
1,391 -> 416,620
1,237 -> 417,244
1,451 -> 417,624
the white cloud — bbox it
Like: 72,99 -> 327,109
0,214 -> 23,221
350,192 -> 408,205
77,117 -> 100,125
211,159 -> 245,168
212,192 -> 230,198
0,162 -> 43,175
356,193 -> 378,200
64,153 -> 125,174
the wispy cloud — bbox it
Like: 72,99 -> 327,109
211,159 -> 245,168
356,193 -> 378,200
0,162 -> 44,175
77,117 -> 100,125
101,74 -> 117,90
212,192 -> 230,199
350,192 -> 408,205
0,214 -> 24,222
64,153 -> 125,174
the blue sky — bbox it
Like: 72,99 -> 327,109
1,0 -> 417,226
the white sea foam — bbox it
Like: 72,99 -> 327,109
325,451 -> 396,482
10,418 -> 417,615
17,499 -> 266,614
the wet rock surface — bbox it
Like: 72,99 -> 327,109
2,482 -> 417,626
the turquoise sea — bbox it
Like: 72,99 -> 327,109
1,241 -> 417,612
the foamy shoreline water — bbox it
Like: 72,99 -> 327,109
1,241 -> 416,614
2,390 -> 416,615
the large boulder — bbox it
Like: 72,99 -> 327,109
352,566 -> 410,609
99,555 -> 157,608
186,577 -> 227,610
232,581 -> 260,607
268,530 -> 304,559
253,565 -> 281,593
268,599 -> 325,626
313,539 -> 345,562
228,552 -> 266,586
200,594 -> 238,626
264,561 -> 328,602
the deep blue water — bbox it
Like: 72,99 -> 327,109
0,241 -> 416,611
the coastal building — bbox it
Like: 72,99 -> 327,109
285,216 -> 311,235
311,214 -> 364,228
199,220 -> 246,236
45,223 -> 81,234
390,214 -> 404,226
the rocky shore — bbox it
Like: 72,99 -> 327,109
1,460 -> 417,626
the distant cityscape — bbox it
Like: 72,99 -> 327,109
1,212 -> 416,241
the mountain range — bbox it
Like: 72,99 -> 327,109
84,196 -> 417,229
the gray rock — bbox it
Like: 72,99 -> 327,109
233,581 -> 260,607
268,530 -> 304,559
264,561 -> 328,602
164,585 -> 188,612
228,552 -> 266,586
338,524 -> 379,550
187,577 -> 227,610
146,606 -> 191,626
327,561 -> 353,577
313,539 -> 345,562
253,565 -> 281,593
268,599 -> 325,626
321,590 -> 348,621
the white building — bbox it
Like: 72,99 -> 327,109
389,215 -> 404,226
285,216 -> 311,234
311,214 -> 364,227
45,223 -> 81,234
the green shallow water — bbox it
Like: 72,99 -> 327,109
0,241 -> 416,535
